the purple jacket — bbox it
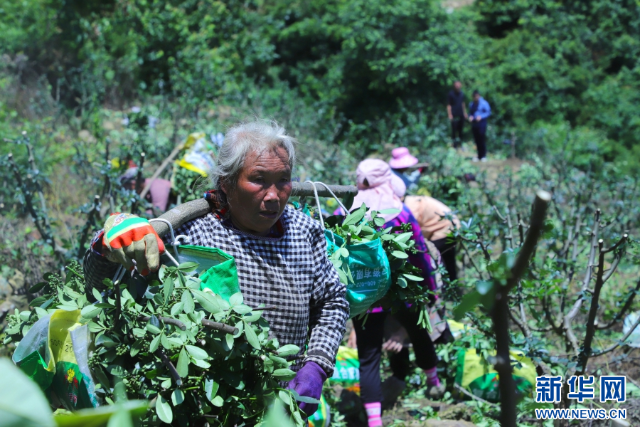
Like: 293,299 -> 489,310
384,204 -> 437,293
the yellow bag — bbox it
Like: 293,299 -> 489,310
176,132 -> 215,177
454,348 -> 537,403
329,346 -> 360,395
13,310 -> 99,410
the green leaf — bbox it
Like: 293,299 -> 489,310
394,232 -> 413,244
181,290 -> 194,314
243,322 -> 261,350
391,251 -> 408,259
54,401 -> 147,427
343,204 -> 366,226
106,409 -> 133,427
402,273 -> 423,282
80,304 -> 102,319
191,358 -> 211,369
453,290 -> 481,321
170,302 -> 184,316
176,347 -> 190,377
130,340 -> 144,357
146,323 -> 162,335
171,389 -> 184,406
0,358 -> 55,427
192,290 -> 222,314
160,333 -> 172,350
28,296 -> 49,307
91,288 -> 103,302
397,277 -> 408,288
35,307 -> 49,319
156,396 -> 173,424
149,334 -> 161,353
178,262 -> 198,272
276,344 -> 300,357
163,277 -> 175,305
232,305 -> 252,315
225,333 -> 234,350
268,355 -> 289,367
278,390 -> 292,405
272,369 -> 296,380
96,335 -> 117,348
229,292 -> 243,306
204,378 -> 219,402
243,310 -> 261,322
291,389 -> 321,404
28,282 -> 47,294
211,395 -> 224,407
185,345 -> 208,360
58,303 -> 79,311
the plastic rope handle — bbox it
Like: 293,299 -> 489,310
305,180 -> 326,230
148,218 -> 183,267
311,181 -> 349,214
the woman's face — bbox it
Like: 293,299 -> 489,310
223,146 -> 292,236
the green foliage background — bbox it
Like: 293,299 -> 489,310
2,0 -> 639,164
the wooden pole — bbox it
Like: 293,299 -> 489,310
151,182 -> 357,237
139,143 -> 185,200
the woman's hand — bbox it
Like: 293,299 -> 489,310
288,361 -> 327,416
102,213 -> 165,275
382,338 -> 404,354
347,329 -> 357,348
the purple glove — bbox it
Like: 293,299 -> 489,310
287,361 -> 327,416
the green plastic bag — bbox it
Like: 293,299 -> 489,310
173,245 -> 241,302
325,230 -> 392,318
454,348 -> 537,403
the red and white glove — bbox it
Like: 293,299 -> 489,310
102,213 -> 165,275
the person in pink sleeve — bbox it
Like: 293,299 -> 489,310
119,163 -> 172,213
346,159 -> 445,427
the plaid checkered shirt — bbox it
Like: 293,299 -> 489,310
84,206 -> 349,376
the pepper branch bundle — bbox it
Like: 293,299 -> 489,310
5,260 -> 309,427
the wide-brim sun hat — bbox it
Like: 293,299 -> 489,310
389,147 -> 418,169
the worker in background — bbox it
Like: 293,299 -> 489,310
447,80 -> 468,149
388,147 -> 427,194
348,159 -> 445,427
468,89 -> 492,162
403,195 -> 460,296
119,161 -> 172,213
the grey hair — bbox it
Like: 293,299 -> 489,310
210,120 -> 297,192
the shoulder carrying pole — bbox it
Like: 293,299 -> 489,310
151,182 -> 357,237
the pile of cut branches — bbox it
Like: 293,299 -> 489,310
4,260 -> 308,427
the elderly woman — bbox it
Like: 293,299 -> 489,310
83,120 -> 349,416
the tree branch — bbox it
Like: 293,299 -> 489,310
493,190 -> 551,427
201,319 -> 239,335
596,278 -> 640,330
158,349 -> 183,387
563,209 -> 601,357
591,313 -> 640,358
577,239 -> 607,375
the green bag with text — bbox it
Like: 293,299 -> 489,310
172,245 -> 241,302
325,231 -> 391,317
